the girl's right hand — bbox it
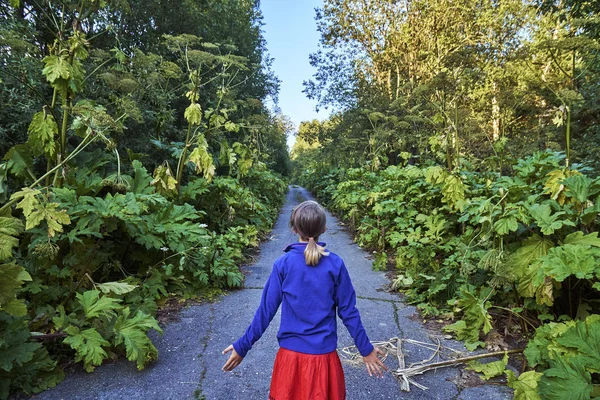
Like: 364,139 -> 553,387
363,347 -> 388,378
222,344 -> 244,372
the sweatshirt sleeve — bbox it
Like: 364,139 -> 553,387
334,261 -> 374,357
233,262 -> 283,357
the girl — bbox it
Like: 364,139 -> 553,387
222,200 -> 386,399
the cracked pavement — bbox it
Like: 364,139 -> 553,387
38,186 -> 513,400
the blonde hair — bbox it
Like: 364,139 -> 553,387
289,201 -> 329,266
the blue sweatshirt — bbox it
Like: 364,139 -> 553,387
233,242 -> 374,358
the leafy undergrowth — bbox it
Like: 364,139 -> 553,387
0,3 -> 288,396
297,150 -> 600,399
0,160 -> 287,399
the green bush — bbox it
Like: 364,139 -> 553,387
297,151 -> 600,397
0,155 -> 286,397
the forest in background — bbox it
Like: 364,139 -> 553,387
0,0 -> 290,397
293,0 -> 600,399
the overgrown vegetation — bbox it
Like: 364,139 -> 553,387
0,0 -> 288,397
293,0 -> 600,398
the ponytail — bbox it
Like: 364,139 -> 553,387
304,236 -> 329,266
290,200 -> 329,266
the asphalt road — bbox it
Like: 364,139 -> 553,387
37,186 -> 513,400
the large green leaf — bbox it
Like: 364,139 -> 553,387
564,231 -> 600,247
0,313 -> 63,397
63,327 -> 110,372
462,289 -> 493,333
508,235 -> 554,279
188,135 -> 215,181
528,203 -> 575,235
96,281 -> 137,295
0,263 -> 32,317
113,307 -> 162,370
518,265 -> 554,305
183,103 -> 202,125
525,315 -> 600,400
540,244 -> 597,282
11,187 -> 41,218
8,346 -> 64,395
0,341 -> 40,372
556,316 -> 600,371
41,55 -> 70,83
218,141 -> 235,167
2,299 -> 28,316
538,356 -> 593,400
0,217 -> 23,262
524,321 -> 575,368
494,216 -> 518,236
76,290 -> 122,319
563,175 -> 600,204
543,168 -> 580,205
506,370 -> 542,400
444,286 -> 493,349
27,111 -> 58,158
151,163 -> 177,197
232,142 -> 253,177
424,165 -> 445,184
441,174 -> 466,211
467,353 -> 508,380
3,145 -> 34,179
26,202 -> 71,237
130,160 -> 154,194
9,191 -> 70,244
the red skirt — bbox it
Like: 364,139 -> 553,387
269,347 -> 346,400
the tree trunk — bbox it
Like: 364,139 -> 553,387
396,63 -> 401,99
454,101 -> 460,169
387,68 -> 392,100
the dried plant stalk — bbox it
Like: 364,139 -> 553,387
338,337 -> 524,392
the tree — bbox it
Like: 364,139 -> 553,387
302,0 -> 600,173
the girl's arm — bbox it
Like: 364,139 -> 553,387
222,262 -> 284,371
335,261 -> 387,377
334,262 -> 374,356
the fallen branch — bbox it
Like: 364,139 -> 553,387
30,332 -> 67,341
392,348 -> 525,382
338,337 -> 525,392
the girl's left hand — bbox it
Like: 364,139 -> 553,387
222,345 -> 243,372
363,347 -> 388,378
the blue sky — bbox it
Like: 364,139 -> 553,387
260,0 -> 325,147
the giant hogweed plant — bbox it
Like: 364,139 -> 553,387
0,215 -> 65,398
146,33 -> 263,200
0,2 -> 287,398
1,129 -> 283,397
0,3 -> 139,395
298,151 -> 600,398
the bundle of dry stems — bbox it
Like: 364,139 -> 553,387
338,337 -> 523,392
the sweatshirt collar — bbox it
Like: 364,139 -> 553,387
283,242 -> 327,253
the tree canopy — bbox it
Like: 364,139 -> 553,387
299,0 -> 600,173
